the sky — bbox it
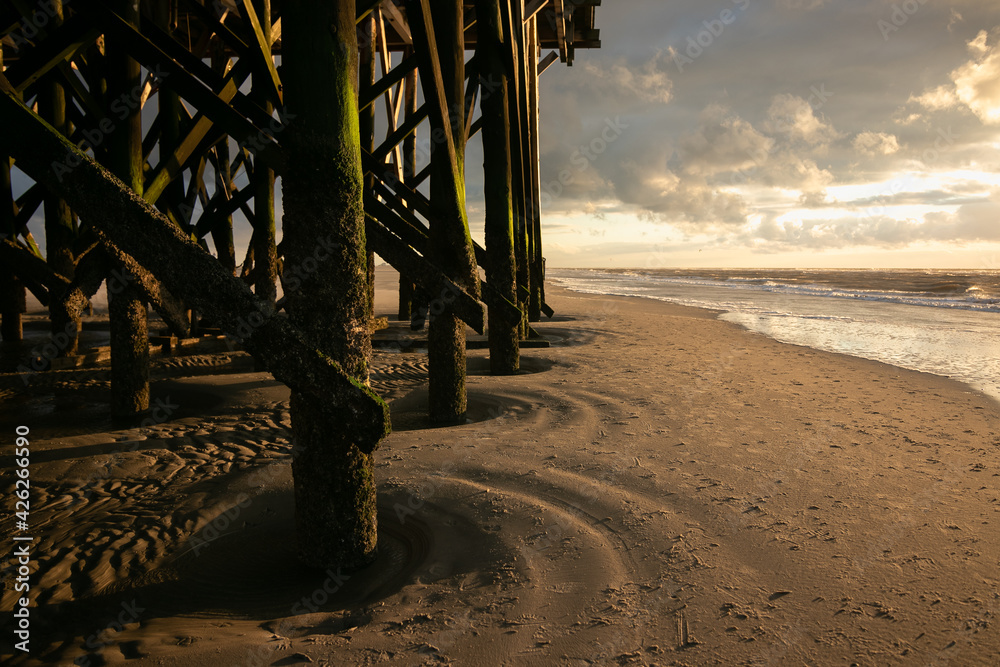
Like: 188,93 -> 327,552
11,0 -> 1000,271
489,0 -> 1000,269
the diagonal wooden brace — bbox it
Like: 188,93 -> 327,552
0,75 -> 390,444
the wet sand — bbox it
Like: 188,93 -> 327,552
3,268 -> 1000,666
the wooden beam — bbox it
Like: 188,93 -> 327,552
365,213 -> 485,334
366,151 -> 549,325
399,43 -> 418,320
524,0 -> 547,21
0,46 -> 26,342
404,0 -> 459,180
503,0 -> 531,329
359,52 -> 417,112
4,14 -> 99,93
13,186 -> 44,251
35,0 -> 80,356
553,0 -> 568,63
527,15 -> 544,321
412,161 -> 432,188
105,0 -> 150,419
464,59 -> 479,141
54,61 -> 103,120
0,72 -> 390,441
281,0 -> 388,569
537,49 -> 558,75
369,190 -> 524,329
178,0 -> 252,60
0,237 -> 69,291
237,0 -> 283,106
65,244 -> 192,338
75,0 -> 286,172
371,102 -> 428,163
380,0 -> 412,45
366,194 -> 428,252
376,9 -> 406,184
357,0 -> 383,24
144,58 -> 255,204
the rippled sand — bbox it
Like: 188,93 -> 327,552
3,272 -> 999,666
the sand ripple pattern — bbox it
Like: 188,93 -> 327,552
4,309 -> 1000,666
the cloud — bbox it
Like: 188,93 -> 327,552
853,131 -> 900,156
744,192 -> 1000,250
967,29 -> 989,56
774,0 -> 827,9
578,52 -> 675,105
609,157 -> 751,227
951,30 -> 1000,124
678,104 -> 774,176
676,104 -> 834,193
909,28 -> 1000,125
947,9 -> 963,32
527,1 -> 1000,259
765,94 -> 839,146
909,85 -> 958,112
753,150 -> 834,192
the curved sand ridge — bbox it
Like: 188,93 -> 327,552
4,284 -> 1000,666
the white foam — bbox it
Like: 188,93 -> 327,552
552,270 -> 1000,402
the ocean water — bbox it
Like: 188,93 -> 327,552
550,268 -> 1000,402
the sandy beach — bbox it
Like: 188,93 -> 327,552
3,267 -> 1000,666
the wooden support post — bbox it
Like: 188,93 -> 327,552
397,276 -> 414,321
247,0 -> 276,377
250,0 -> 277,312
106,0 -> 150,420
210,44 -> 238,275
360,11 -> 377,321
475,0 -> 519,374
503,0 -> 530,338
210,138 -> 237,273
527,15 -> 544,322
408,0 -> 482,423
0,157 -> 24,342
152,0 -> 190,233
281,0 -> 386,569
37,0 -> 80,355
400,46 -> 418,323
0,46 -> 25,342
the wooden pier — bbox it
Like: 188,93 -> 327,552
0,0 -> 601,567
